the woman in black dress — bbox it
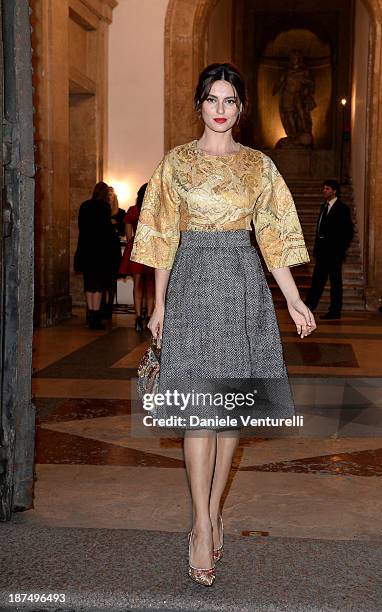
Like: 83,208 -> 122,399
75,181 -> 119,330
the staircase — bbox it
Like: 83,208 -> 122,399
265,180 -> 366,311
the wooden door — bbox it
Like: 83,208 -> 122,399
0,0 -> 35,521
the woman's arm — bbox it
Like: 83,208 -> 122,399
271,266 -> 316,338
147,268 -> 171,343
125,223 -> 133,240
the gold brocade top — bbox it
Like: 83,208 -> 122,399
130,139 -> 310,271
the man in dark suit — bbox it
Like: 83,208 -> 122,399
305,180 -> 353,320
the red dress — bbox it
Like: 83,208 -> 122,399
119,205 -> 154,276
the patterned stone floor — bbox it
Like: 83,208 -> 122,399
3,308 -> 382,610
29,309 -> 382,536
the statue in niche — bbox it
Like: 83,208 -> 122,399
272,49 -> 316,148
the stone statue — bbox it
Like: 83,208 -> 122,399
272,49 -> 316,148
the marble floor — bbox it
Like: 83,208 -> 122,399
4,307 -> 382,611
28,308 -> 382,536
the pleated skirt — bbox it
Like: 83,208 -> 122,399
157,230 -> 295,430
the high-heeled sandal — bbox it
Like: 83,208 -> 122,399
213,515 -> 224,563
188,531 -> 215,586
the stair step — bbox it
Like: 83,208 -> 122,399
271,276 -> 365,285
270,290 -> 365,310
268,286 -> 365,297
273,300 -> 365,311
300,225 -> 360,232
292,275 -> 364,280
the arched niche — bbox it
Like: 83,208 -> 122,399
256,29 -> 332,149
164,0 -> 382,307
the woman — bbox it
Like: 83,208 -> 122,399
100,186 -> 125,319
109,186 -> 126,237
119,184 -> 155,331
130,63 -> 316,586
75,181 -> 118,330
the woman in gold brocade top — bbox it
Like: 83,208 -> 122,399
131,63 -> 316,586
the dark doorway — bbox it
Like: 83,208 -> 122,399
0,0 -> 35,521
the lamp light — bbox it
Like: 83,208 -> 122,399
106,179 -> 131,205
340,98 -> 347,106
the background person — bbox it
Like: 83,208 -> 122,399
109,185 -> 126,236
305,180 -> 353,320
74,181 -> 117,330
119,183 -> 155,331
100,186 -> 125,319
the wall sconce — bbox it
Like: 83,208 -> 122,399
340,98 -> 347,106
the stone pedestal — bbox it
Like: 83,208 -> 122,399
263,149 -> 336,180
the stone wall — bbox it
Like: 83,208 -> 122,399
31,0 -> 117,325
351,0 -> 370,260
107,0 -> 168,205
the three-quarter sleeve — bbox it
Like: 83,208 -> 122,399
130,154 -> 180,269
253,155 -> 310,271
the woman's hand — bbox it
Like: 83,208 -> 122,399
287,297 -> 317,338
147,304 -> 165,345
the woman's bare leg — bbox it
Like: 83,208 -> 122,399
85,291 -> 102,310
85,292 -> 93,310
183,431 -> 217,568
133,274 -> 143,316
209,432 -> 240,549
92,292 -> 102,310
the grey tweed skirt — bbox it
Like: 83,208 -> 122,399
156,230 -> 295,432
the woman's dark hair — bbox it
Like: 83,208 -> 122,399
92,181 -> 109,201
136,183 -> 148,210
323,179 -> 341,198
194,63 -> 247,115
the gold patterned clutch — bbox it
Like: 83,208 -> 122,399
137,337 -> 161,399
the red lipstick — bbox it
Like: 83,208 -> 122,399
214,118 -> 227,123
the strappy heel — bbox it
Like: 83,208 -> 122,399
213,515 -> 224,563
188,531 -> 215,586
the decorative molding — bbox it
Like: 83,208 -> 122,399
69,1 -> 98,30
69,66 -> 96,94
77,0 -> 118,24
